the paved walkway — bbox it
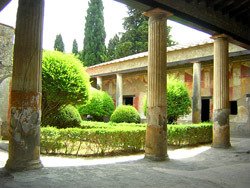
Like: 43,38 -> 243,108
0,137 -> 250,188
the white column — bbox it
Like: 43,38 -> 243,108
192,62 -> 201,123
116,73 -> 123,107
144,8 -> 171,161
5,0 -> 44,171
96,76 -> 102,90
211,34 -> 231,148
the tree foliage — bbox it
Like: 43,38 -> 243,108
72,39 -> 78,55
78,89 -> 114,121
42,51 -> 90,125
83,0 -> 106,66
144,76 -> 191,124
54,34 -> 65,52
107,7 -> 177,61
107,34 -> 119,60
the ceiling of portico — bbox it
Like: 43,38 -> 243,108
0,0 -> 11,12
116,0 -> 250,49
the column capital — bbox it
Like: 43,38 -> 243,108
191,61 -> 202,64
211,34 -> 232,40
143,8 -> 173,17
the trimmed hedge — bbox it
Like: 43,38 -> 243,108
167,123 -> 212,146
110,105 -> 141,123
40,126 -> 145,155
42,50 -> 90,126
51,105 -> 82,129
80,121 -> 146,129
78,90 -> 114,121
40,122 -> 212,156
144,76 -> 191,124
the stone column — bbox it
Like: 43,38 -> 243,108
192,62 -> 201,123
96,76 -> 102,90
211,34 -> 231,148
116,73 -> 123,107
144,9 -> 171,161
5,0 -> 44,171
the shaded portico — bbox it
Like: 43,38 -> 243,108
0,0 -> 250,171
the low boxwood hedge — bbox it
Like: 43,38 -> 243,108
40,122 -> 212,156
40,126 -> 145,156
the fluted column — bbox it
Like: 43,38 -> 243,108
116,73 -> 123,107
97,76 -> 102,90
211,34 -> 230,148
144,8 -> 171,161
5,0 -> 44,171
192,62 -> 201,123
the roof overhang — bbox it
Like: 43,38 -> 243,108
0,0 -> 11,12
115,0 -> 250,50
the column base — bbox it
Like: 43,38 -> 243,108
212,142 -> 231,149
144,153 -> 169,161
5,159 -> 43,172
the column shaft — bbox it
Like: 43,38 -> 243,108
97,76 -> 102,90
145,9 -> 169,161
5,0 -> 44,171
212,35 -> 230,148
192,62 -> 201,123
116,73 -> 123,107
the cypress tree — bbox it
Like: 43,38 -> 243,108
72,39 -> 78,55
54,34 -> 65,52
83,0 -> 106,67
107,34 -> 119,61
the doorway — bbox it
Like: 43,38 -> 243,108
201,98 -> 210,122
123,95 -> 134,105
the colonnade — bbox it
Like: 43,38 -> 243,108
5,1 -> 231,170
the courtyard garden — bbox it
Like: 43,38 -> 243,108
40,50 -> 213,157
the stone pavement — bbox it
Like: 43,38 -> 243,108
0,137 -> 250,188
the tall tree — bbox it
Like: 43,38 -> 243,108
54,34 -> 65,52
107,34 -> 119,61
72,39 -> 78,55
83,0 -> 106,67
107,7 -> 177,60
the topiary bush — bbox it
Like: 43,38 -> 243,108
78,90 -> 114,121
110,105 -> 141,123
42,50 -> 90,126
49,105 -> 82,129
144,76 -> 191,124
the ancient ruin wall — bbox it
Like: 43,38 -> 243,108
0,23 -> 14,138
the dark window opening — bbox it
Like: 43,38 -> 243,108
201,99 -> 210,122
123,96 -> 134,105
230,101 -> 237,115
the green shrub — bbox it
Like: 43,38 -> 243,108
78,90 -> 114,121
80,120 -> 146,129
167,123 -> 212,146
110,105 -> 141,123
40,126 -> 145,155
50,105 -> 82,129
42,50 -> 90,126
40,122 -> 213,155
144,76 -> 191,124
